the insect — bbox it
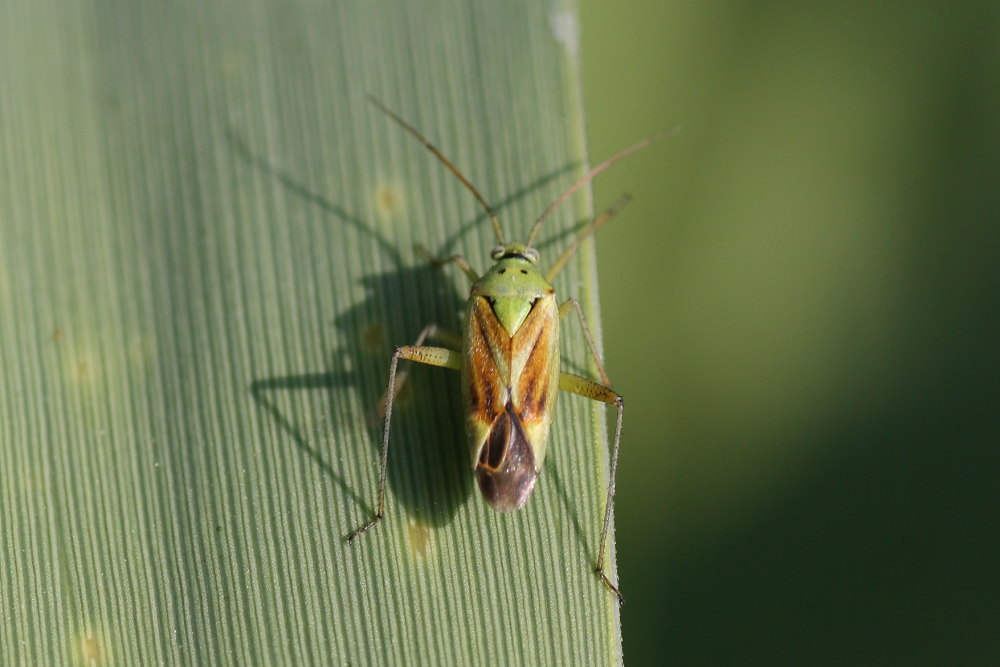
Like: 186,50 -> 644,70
349,95 -> 672,604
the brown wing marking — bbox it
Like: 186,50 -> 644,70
464,296 -> 511,423
509,295 -> 560,467
511,296 -> 558,422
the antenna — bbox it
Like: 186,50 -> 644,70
524,128 -> 678,247
367,95 -> 505,245
545,194 -> 632,282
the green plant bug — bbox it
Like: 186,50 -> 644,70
348,95 -> 672,604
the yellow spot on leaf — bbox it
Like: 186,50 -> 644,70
73,630 -> 107,663
374,184 -> 404,217
407,519 -> 432,559
361,321 -> 385,353
68,349 -> 100,386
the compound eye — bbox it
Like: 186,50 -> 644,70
524,248 -> 540,263
490,246 -> 505,260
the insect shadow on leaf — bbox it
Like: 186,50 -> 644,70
233,126 -> 582,527
344,97 -> 675,603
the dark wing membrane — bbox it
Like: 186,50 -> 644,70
475,401 -> 538,511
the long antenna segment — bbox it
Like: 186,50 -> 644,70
524,128 -> 679,247
367,94 -> 506,245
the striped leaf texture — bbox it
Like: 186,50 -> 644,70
0,0 -> 622,664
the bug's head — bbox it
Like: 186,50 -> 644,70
490,243 -> 539,264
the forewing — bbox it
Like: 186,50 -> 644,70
463,295 -> 510,418
509,293 -> 560,467
463,296 -> 510,464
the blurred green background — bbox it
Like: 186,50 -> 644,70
578,0 -> 999,662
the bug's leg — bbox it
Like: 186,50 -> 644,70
558,372 -> 626,604
377,324 -> 461,418
415,243 -> 479,283
348,345 -> 462,542
558,299 -> 612,387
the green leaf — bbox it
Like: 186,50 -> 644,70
0,0 -> 621,663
